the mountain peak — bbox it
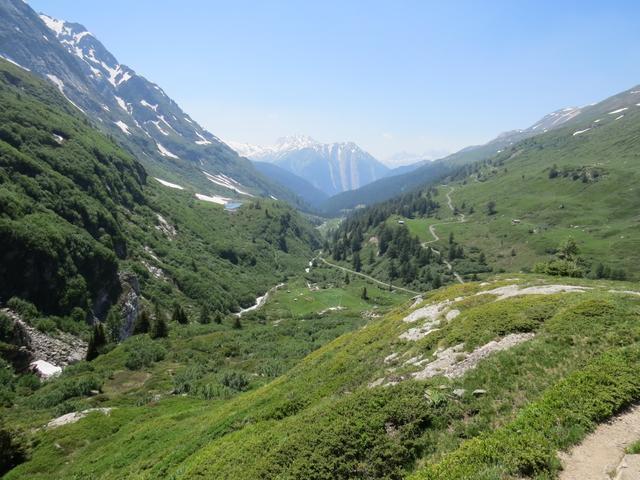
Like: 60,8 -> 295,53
275,135 -> 319,149
228,136 -> 388,196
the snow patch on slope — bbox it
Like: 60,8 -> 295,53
202,171 -> 254,197
608,107 -> 629,115
154,178 -> 184,190
195,193 -> 231,205
195,131 -> 212,145
114,120 -> 131,135
156,143 -> 179,159
0,54 -> 30,71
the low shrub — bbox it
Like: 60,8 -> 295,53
411,346 -> 640,479
220,371 -> 249,392
0,423 -> 27,476
124,336 -> 166,370
28,375 -> 102,409
6,298 -> 38,322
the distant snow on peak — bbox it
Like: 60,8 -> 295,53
227,135 -> 388,195
39,14 -> 68,36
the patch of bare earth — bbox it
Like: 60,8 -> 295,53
559,404 -> 640,480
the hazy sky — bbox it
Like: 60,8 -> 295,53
30,0 -> 640,160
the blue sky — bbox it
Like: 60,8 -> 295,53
30,0 -> 640,161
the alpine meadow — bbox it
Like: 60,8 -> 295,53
2,1 -> 640,479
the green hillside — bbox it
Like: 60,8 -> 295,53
421,101 -> 640,280
4,275 -> 640,479
331,92 -> 640,289
0,57 -> 319,328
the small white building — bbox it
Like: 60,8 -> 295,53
398,220 -> 405,225
30,360 -> 62,379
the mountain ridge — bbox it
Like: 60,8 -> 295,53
229,135 -> 389,196
0,0 -> 305,207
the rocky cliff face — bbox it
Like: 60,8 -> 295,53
1,309 -> 87,371
117,273 -> 141,341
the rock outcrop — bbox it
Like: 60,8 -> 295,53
1,308 -> 87,372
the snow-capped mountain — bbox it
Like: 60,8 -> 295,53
229,136 -> 389,196
0,0 -> 299,204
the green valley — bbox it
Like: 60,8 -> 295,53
2,1 -> 640,479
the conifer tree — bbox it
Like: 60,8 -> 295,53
172,302 -> 189,325
361,287 -> 368,300
86,322 -> 106,361
150,303 -> 168,339
133,309 -> 150,335
199,304 -> 211,324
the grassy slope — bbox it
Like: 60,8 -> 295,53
0,57 -> 320,323
6,274 -> 640,479
403,106 -> 640,279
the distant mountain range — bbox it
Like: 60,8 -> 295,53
229,135 -> 389,196
383,149 -> 450,168
319,104 -> 596,214
0,0 -> 301,206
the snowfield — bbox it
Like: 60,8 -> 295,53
202,171 -> 254,197
195,193 -> 231,205
114,120 -> 131,135
154,178 -> 184,190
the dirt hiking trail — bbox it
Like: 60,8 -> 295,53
559,403 -> 640,480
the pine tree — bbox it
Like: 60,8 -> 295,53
361,287 -> 368,300
105,308 -> 121,342
199,304 -> 211,324
133,309 -> 150,335
232,316 -> 242,329
172,302 -> 189,325
150,303 -> 168,339
344,272 -> 350,285
213,311 -> 223,324
353,251 -> 362,272
150,315 -> 168,339
86,322 -> 106,361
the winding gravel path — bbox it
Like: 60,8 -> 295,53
317,257 -> 421,295
422,186 -> 465,284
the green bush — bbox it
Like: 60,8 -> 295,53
173,366 -> 205,394
124,336 -> 166,370
0,312 -> 12,340
411,346 -> 640,479
533,259 -> 583,278
6,298 -> 38,322
0,423 -> 27,476
0,358 -> 16,407
34,318 -> 56,334
28,375 -> 102,409
220,371 -> 249,392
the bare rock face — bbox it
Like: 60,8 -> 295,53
117,272 -> 141,340
1,308 -> 87,371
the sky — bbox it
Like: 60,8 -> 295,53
29,0 -> 640,163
